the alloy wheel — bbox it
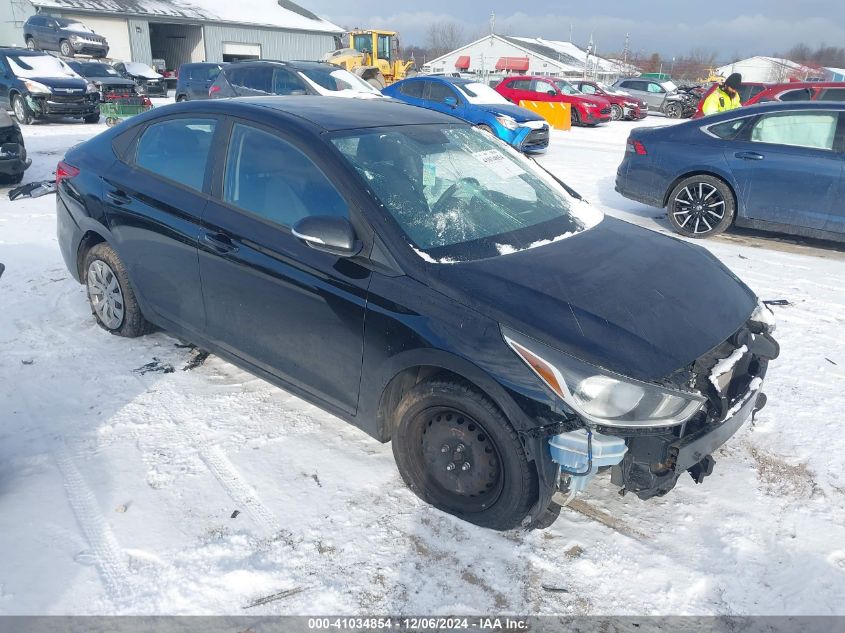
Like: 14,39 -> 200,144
13,98 -> 25,122
87,259 -> 125,329
671,182 -> 726,235
610,104 -> 623,121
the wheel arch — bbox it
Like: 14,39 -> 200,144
662,169 -> 738,212
76,229 -> 109,280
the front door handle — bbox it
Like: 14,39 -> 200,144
735,151 -> 765,161
203,232 -> 238,254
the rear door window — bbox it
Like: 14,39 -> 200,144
750,112 -> 838,150
778,88 -> 813,101
425,81 -> 456,103
818,88 -> 845,101
135,118 -> 217,191
531,79 -> 557,94
707,117 -> 748,140
223,123 -> 348,227
272,68 -> 306,95
507,79 -> 531,91
579,83 -> 597,94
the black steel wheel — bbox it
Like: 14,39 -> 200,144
667,175 -> 735,238
392,380 -> 537,530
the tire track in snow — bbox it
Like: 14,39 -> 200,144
130,371 -> 282,537
54,443 -> 137,603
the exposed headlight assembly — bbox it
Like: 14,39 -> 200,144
86,82 -> 98,93
502,326 -> 705,428
495,114 -> 519,130
22,79 -> 51,94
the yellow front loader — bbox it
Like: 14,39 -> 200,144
324,29 -> 416,88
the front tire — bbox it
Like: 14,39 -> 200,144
25,37 -> 37,50
610,104 -> 623,121
83,113 -> 100,124
60,39 -> 73,57
665,102 -> 682,118
667,175 -> 735,238
83,243 -> 149,337
570,107 -> 580,127
12,94 -> 34,125
392,380 -> 537,531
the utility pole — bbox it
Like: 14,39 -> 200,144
490,11 -> 495,37
569,23 -> 573,43
623,32 -> 630,69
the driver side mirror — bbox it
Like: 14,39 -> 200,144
292,216 -> 362,258
444,96 -> 458,108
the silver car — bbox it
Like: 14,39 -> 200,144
612,77 -> 689,116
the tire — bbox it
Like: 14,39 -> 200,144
0,172 -> 24,185
83,243 -> 149,337
391,380 -> 537,531
667,175 -> 735,239
665,102 -> 682,118
25,37 -> 37,50
60,39 -> 73,57
570,107 -> 580,127
12,94 -> 34,125
610,104 -> 623,121
176,94 -> 187,102
83,113 -> 100,124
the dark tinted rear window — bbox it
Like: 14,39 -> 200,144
778,88 -> 813,101
135,118 -> 216,191
818,88 -> 845,101
399,81 -> 424,98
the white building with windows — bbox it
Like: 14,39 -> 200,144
0,0 -> 342,70
423,34 -> 627,82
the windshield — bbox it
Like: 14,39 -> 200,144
71,62 -> 118,77
124,62 -> 162,79
553,80 -> 582,95
297,67 -> 382,96
7,54 -> 79,79
331,126 -> 602,262
454,82 -> 511,105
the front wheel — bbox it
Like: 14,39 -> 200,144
60,39 -> 73,57
25,37 -> 37,50
667,175 -> 735,238
392,380 -> 538,531
12,94 -> 34,125
83,113 -> 100,124
610,104 -> 623,121
570,107 -> 580,127
665,102 -> 683,118
83,243 -> 149,337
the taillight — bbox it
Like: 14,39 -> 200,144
56,161 -> 80,187
627,139 -> 647,155
209,85 -> 220,96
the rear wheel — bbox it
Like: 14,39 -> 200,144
667,175 -> 735,238
392,380 -> 537,531
12,94 -> 34,125
60,39 -> 73,57
83,243 -> 149,337
610,104 -> 623,121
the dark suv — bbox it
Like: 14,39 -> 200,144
208,60 -> 382,98
55,97 -> 777,531
66,60 -> 137,101
23,15 -> 109,58
175,62 -> 224,101
0,48 -> 99,124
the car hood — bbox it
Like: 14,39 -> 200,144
472,103 -> 543,122
425,217 -> 756,381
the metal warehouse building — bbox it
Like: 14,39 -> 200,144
0,0 -> 343,69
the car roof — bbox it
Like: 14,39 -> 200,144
175,96 -> 464,132
0,47 -> 48,56
223,59 -> 335,71
761,81 -> 845,90
702,101 -> 845,122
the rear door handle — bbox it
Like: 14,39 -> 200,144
203,232 -> 238,254
105,189 -> 130,205
735,151 -> 764,161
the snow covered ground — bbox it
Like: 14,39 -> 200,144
1,108 -> 844,616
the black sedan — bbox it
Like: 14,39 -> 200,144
56,97 -> 778,530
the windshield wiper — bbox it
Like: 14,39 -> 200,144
528,157 -> 583,201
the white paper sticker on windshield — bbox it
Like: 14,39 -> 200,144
472,150 -> 524,179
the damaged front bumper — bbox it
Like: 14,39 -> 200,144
26,94 -> 99,119
0,142 -> 30,178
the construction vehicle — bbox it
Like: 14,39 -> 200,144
324,29 -> 415,88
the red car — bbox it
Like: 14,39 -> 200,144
572,80 -> 647,120
495,75 -> 612,126
744,81 -> 845,105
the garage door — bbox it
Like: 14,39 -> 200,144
222,42 -> 261,58
58,14 -> 131,60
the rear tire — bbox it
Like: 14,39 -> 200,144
392,380 -> 537,531
667,175 -> 735,239
60,39 -> 73,57
610,104 -> 623,121
83,243 -> 149,337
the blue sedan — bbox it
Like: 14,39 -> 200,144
383,76 -> 550,153
616,102 -> 845,241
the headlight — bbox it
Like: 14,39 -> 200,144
582,102 -> 597,108
86,82 -> 98,93
70,34 -> 82,42
749,298 -> 776,333
22,79 -> 51,94
502,326 -> 705,427
625,101 -> 638,107
495,114 -> 519,130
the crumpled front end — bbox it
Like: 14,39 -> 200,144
0,119 -> 30,180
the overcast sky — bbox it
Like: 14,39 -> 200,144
304,1 -> 844,59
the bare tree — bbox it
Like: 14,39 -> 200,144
425,21 -> 467,58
